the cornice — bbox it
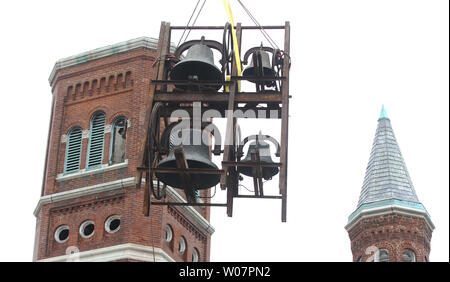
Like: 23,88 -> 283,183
48,37 -> 176,86
37,243 -> 175,262
345,204 -> 435,233
34,177 -> 215,235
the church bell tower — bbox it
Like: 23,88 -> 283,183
345,106 -> 434,262
33,37 -> 214,262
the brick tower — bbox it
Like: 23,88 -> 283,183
33,37 -> 214,262
345,106 -> 434,262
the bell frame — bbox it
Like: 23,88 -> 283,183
135,22 -> 290,222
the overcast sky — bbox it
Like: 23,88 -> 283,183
0,0 -> 448,262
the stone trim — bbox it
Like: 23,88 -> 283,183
49,37 -> 176,85
34,177 -> 215,235
345,204 -> 435,232
164,185 -> 214,234
37,243 -> 174,262
82,130 -> 90,139
105,124 -> 112,133
56,159 -> 128,181
34,177 -> 129,216
167,205 -> 207,244
348,199 -> 430,222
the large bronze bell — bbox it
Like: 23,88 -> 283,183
169,43 -> 223,90
242,49 -> 277,86
155,128 -> 220,189
238,139 -> 279,180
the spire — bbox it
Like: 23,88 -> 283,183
357,115 -> 420,207
347,108 -> 432,224
346,110 -> 435,261
378,104 -> 389,120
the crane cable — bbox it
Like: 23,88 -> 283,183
236,0 -> 280,50
176,0 -> 200,48
178,1 -> 284,69
177,0 -> 208,48
236,0 -> 291,71
184,0 -> 208,43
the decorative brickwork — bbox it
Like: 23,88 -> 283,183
33,37 -> 212,262
64,71 -> 133,104
348,213 -> 432,262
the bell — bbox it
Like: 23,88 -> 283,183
238,139 -> 279,180
169,43 -> 223,90
156,128 -> 220,189
242,49 -> 277,86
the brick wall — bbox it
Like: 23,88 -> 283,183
34,45 -> 211,262
348,213 -> 432,262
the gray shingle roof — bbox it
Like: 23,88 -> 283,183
357,112 -> 420,208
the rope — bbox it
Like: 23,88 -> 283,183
239,179 -> 269,193
239,183 -> 254,193
149,202 -> 156,262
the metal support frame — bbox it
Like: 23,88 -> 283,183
251,149 -> 264,196
136,21 -> 290,222
173,147 -> 196,204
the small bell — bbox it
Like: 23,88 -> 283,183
238,139 -> 279,180
242,48 -> 276,86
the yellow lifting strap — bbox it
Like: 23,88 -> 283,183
222,0 -> 242,90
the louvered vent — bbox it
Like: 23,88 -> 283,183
64,127 -> 83,174
87,112 -> 106,169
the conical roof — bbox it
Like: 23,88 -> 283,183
357,106 -> 420,207
347,106 -> 433,229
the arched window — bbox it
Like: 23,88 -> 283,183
87,111 -> 106,169
402,249 -> 416,262
165,225 -> 173,243
64,126 -> 83,174
179,236 -> 186,254
192,247 -> 200,262
109,116 -> 127,165
377,249 -> 389,262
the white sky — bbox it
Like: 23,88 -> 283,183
0,0 -> 448,262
